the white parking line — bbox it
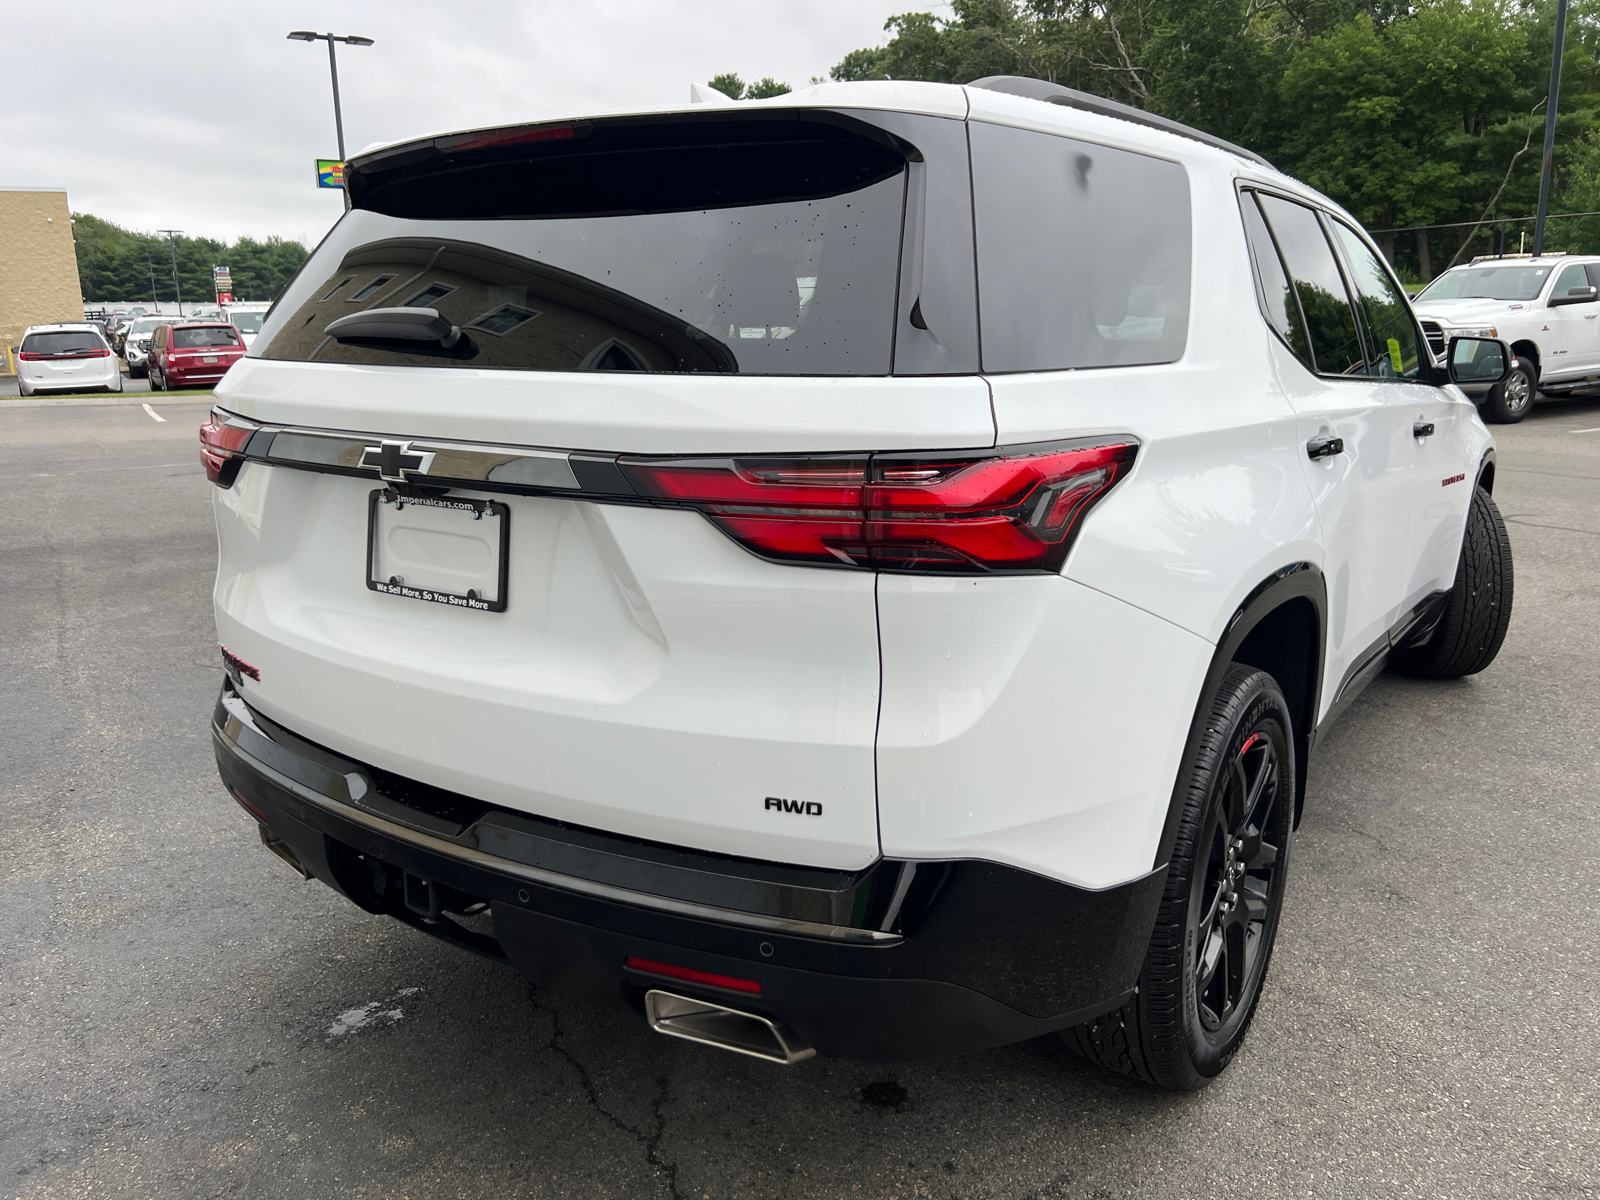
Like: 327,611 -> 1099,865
1572,426 -> 1600,434
142,403 -> 166,423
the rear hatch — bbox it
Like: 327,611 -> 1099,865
19,329 -> 111,385
210,105 -> 989,871
167,324 -> 246,377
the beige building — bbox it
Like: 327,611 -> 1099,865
0,187 -> 86,375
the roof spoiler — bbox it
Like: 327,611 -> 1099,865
966,76 -> 1273,169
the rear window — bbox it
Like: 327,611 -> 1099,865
173,326 -> 241,348
228,312 -> 265,334
255,112 -> 913,376
970,121 -> 1191,372
22,331 -> 105,355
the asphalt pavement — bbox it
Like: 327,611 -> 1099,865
2,395 -> 1597,1199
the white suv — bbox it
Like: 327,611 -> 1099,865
1414,253 -> 1600,423
204,77 -> 1514,1089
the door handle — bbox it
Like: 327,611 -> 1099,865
1413,421 -> 1435,438
1306,435 -> 1345,461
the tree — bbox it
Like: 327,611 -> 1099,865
707,72 -> 791,99
71,214 -> 307,304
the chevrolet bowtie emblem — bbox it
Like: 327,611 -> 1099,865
359,440 -> 436,483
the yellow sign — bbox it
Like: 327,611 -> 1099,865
1387,337 -> 1404,374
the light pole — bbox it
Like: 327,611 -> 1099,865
157,230 -> 183,316
288,30 -> 374,211
1533,0 -> 1570,257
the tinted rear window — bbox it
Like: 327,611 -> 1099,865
173,326 -> 241,348
970,121 -> 1191,372
22,331 -> 104,354
255,112 -> 912,376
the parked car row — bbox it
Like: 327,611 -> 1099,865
14,317 -> 247,396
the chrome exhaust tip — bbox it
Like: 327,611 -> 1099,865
644,990 -> 815,1065
259,824 -> 312,879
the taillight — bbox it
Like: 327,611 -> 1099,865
619,440 -> 1137,573
18,348 -> 110,360
199,407 -> 259,487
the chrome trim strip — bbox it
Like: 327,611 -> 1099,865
248,421 -> 581,491
215,712 -> 901,946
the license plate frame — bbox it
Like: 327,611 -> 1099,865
366,489 -> 509,613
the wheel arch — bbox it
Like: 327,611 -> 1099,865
1152,562 -> 1326,871
1509,339 -> 1540,378
1477,446 -> 1497,492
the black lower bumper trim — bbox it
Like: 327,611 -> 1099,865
212,680 -> 1162,1061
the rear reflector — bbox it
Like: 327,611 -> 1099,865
199,407 -> 259,486
227,784 -> 267,822
618,440 -> 1137,573
625,956 -> 763,995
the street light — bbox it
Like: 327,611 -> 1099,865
287,30 -> 374,210
157,230 -> 183,317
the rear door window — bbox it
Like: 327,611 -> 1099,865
970,121 -> 1191,372
1329,220 -> 1422,379
1255,194 -> 1365,376
255,112 -> 917,376
1239,191 -> 1313,371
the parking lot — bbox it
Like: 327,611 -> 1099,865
2,394 -> 1597,1199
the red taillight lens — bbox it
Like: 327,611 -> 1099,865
199,407 -> 258,486
618,441 -> 1137,573
18,348 -> 110,360
624,956 -> 762,995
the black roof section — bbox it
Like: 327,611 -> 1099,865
967,76 -> 1273,169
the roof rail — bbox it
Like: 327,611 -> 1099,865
966,75 -> 1273,169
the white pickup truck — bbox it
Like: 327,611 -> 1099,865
1413,253 -> 1600,422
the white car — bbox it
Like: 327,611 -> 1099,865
204,77 -> 1514,1089
221,303 -> 271,348
121,315 -> 173,377
16,323 -> 123,396
1413,253 -> 1600,423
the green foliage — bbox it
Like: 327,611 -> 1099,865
708,73 -> 792,100
71,213 -> 307,304
796,0 -> 1600,277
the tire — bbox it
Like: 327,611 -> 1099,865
1482,361 -> 1535,424
1064,665 -> 1294,1090
1390,485 -> 1513,678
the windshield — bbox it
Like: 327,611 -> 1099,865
173,326 -> 241,348
22,331 -> 105,355
1417,264 -> 1553,302
256,111 -> 911,376
131,318 -> 167,336
227,312 -> 264,334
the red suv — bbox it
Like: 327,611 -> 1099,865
149,323 -> 247,390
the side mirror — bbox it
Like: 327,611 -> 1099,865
1446,336 -> 1511,385
1549,284 -> 1598,307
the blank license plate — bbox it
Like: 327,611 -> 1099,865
367,490 -> 508,612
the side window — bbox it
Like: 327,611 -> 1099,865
970,121 -> 1191,372
1256,194 -> 1365,376
1552,262 -> 1588,302
1330,220 -> 1422,380
1239,191 -> 1313,371
1584,263 -> 1600,290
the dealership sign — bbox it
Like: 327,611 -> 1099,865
213,265 -> 233,304
317,160 -> 345,189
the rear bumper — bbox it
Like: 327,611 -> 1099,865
211,680 -> 1162,1062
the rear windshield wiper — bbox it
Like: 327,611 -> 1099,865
324,307 -> 477,359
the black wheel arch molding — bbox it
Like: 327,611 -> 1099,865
1153,561 -> 1327,871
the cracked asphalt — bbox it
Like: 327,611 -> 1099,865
3,395 -> 1598,1199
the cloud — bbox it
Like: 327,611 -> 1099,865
8,0 -> 906,244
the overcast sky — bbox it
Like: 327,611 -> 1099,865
6,0 -> 920,246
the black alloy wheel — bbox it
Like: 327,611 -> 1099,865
1065,665 -> 1294,1090
1190,723 -> 1283,1033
